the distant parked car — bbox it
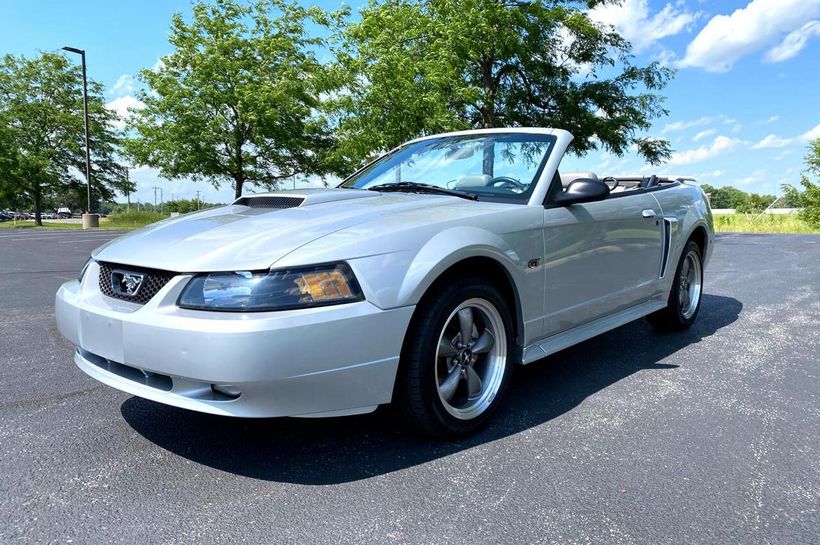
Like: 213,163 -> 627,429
57,207 -> 73,219
0,211 -> 12,222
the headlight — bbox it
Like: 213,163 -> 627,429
78,257 -> 93,282
177,263 -> 364,311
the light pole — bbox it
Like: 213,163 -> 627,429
62,46 -> 97,228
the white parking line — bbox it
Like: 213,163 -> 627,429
3,237 -> 120,244
56,238 -> 120,244
0,234 -> 121,242
0,231 -> 122,240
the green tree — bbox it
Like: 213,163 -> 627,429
736,192 -> 775,213
783,139 -> 820,228
704,185 -> 748,209
328,0 -> 673,171
0,52 -> 130,224
128,0 -> 336,200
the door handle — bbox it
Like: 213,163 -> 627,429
642,209 -> 656,218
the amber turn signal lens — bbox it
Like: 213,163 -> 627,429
299,270 -> 356,301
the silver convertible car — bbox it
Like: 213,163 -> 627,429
56,128 -> 713,437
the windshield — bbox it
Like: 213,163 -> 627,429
340,133 -> 556,203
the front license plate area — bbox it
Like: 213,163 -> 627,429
79,311 -> 124,363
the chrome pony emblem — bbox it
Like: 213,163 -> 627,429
111,270 -> 145,297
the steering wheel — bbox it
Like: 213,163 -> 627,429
602,176 -> 619,191
489,176 -> 527,192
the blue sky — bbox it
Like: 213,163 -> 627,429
1,0 -> 819,204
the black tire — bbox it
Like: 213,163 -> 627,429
648,239 -> 704,331
395,277 -> 515,438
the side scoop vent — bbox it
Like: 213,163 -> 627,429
234,196 -> 304,209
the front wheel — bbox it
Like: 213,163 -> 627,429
395,279 -> 514,437
648,240 -> 704,330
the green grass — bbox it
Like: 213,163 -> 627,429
713,214 -> 820,234
0,210 -> 167,231
105,210 -> 167,229
0,221 -> 84,230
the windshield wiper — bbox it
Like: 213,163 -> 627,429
368,182 -> 479,201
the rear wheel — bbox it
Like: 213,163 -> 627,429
396,279 -> 514,437
648,240 -> 703,330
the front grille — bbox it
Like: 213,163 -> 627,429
98,261 -> 176,304
234,196 -> 304,209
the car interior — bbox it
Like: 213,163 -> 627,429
559,171 -> 684,194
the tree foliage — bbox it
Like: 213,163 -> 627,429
783,139 -> 820,228
127,0 -> 337,199
327,0 -> 674,170
0,52 -> 130,223
701,184 -> 776,212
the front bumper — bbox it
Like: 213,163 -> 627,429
55,262 -> 414,417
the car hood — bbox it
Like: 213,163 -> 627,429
93,189 -> 491,272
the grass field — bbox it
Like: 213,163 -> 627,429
0,210 -> 167,231
712,213 -> 820,234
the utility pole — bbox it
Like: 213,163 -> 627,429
62,46 -> 96,228
195,190 -> 202,210
125,168 -> 131,211
152,186 -> 160,210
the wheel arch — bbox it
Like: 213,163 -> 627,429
400,254 -> 525,369
689,224 -> 708,255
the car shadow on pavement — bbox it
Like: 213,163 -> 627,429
121,293 -> 742,485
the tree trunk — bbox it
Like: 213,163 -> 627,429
33,185 -> 42,227
479,59 -> 496,129
482,140 -> 494,177
234,175 -> 244,200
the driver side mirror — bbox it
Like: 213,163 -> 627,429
552,178 -> 610,206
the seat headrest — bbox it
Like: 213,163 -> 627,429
560,171 -> 599,188
454,175 -> 492,188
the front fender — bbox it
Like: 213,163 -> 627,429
344,225 -> 543,347
395,226 -> 524,306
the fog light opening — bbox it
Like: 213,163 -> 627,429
211,384 -> 241,400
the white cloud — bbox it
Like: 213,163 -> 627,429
765,20 -> 820,62
692,129 -> 716,142
655,49 -> 678,67
804,123 -> 820,140
750,124 -> 820,149
668,135 -> 743,165
752,134 -> 794,149
108,74 -> 136,99
736,169 -> 768,187
679,0 -> 820,72
589,0 -> 698,52
661,116 -> 713,134
105,95 -> 145,128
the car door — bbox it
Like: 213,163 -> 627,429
542,191 -> 663,337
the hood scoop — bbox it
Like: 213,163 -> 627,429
233,195 -> 304,209
232,188 -> 379,209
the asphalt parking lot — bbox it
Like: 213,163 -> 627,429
1,229 -> 818,544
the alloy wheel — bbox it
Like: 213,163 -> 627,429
435,298 -> 507,420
